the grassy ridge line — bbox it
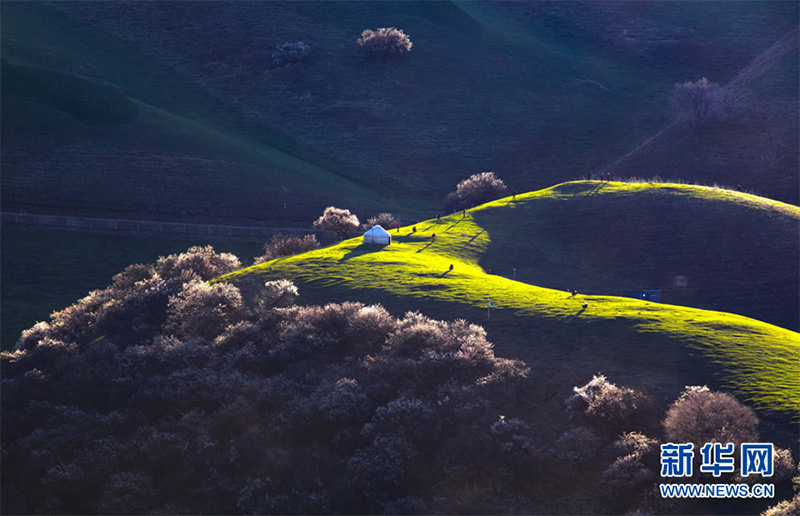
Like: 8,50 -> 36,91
476,180 -> 800,216
218,181 -> 800,417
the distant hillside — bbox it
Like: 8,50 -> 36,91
0,2 -> 400,224
604,25 -> 799,205
475,181 -> 799,331
2,1 -> 796,224
219,182 -> 800,420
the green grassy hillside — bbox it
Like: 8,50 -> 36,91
606,26 -> 799,204
218,182 -> 800,421
0,2 -> 405,224
473,181 -> 799,331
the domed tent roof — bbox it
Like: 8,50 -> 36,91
363,225 -> 392,245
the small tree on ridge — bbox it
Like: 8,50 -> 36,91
444,172 -> 508,212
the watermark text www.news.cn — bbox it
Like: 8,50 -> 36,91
659,442 -> 775,499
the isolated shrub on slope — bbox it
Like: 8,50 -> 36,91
313,206 -> 360,239
671,77 -> 722,135
566,374 -> 651,437
357,28 -> 412,62
272,41 -> 311,67
445,172 -> 508,212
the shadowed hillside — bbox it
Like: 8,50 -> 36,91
2,1 -> 796,225
604,25 -> 799,204
0,2 -> 401,224
219,183 -> 800,421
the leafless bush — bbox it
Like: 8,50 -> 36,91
662,386 -> 758,447
612,432 -> 659,460
357,28 -> 412,61
489,416 -> 541,479
313,206 -> 360,239
566,374 -> 650,437
362,213 -> 400,232
761,493 -> 800,516
556,426 -> 600,466
255,279 -> 299,311
444,172 -> 508,212
272,41 -> 311,67
671,77 -> 722,135
254,234 -> 319,264
599,453 -> 656,511
98,472 -> 157,515
772,447 -> 796,483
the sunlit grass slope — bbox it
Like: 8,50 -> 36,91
473,181 -> 800,331
219,182 -> 800,419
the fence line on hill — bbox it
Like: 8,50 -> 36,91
1,211 -> 323,240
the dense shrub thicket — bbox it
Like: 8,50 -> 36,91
254,234 -> 320,264
2,246 -> 796,514
444,172 -> 508,211
2,246 -> 532,514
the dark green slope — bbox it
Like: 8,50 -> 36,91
51,1 -> 799,204
0,2 -> 401,224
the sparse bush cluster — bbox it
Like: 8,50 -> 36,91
362,212 -> 400,232
271,41 -> 312,66
254,233 -> 320,264
445,172 -> 508,211
2,247 -> 532,514
357,27 -> 413,61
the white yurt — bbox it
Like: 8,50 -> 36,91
363,225 -> 392,245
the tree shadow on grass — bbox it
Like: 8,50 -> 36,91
339,243 -> 388,262
588,181 -> 609,195
564,306 -> 587,323
468,229 -> 485,243
443,219 -> 464,232
416,242 -> 434,253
